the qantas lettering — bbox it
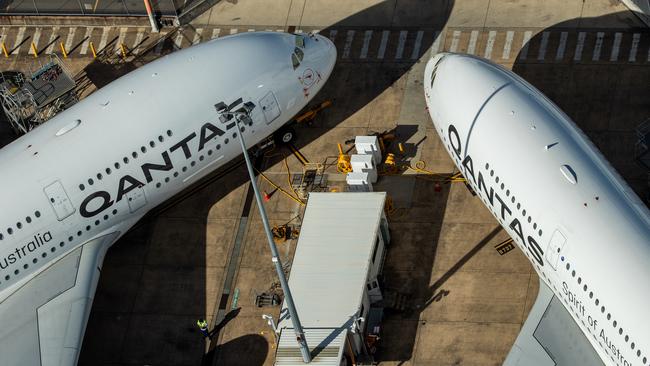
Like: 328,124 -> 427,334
0,232 -> 52,270
80,120 -> 234,218
447,124 -> 545,265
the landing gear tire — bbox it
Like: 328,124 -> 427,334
274,126 -> 296,145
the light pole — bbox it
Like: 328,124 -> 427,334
215,99 -> 312,363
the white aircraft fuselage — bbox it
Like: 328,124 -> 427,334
0,32 -> 335,310
424,53 -> 649,366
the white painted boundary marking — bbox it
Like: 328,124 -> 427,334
629,33 -> 640,62
449,30 -> 460,53
115,27 -> 127,52
229,28 -> 238,35
537,31 -> 549,61
430,31 -> 444,57
610,32 -> 621,62
484,30 -> 496,59
248,28 -> 255,32
46,27 -> 61,54
360,30 -> 372,59
11,27 -> 26,55
328,29 -> 337,42
132,28 -> 145,52
411,30 -> 423,59
395,30 -> 407,59
80,27 -> 94,55
174,31 -> 184,49
193,28 -> 203,44
519,31 -> 532,60
502,30 -> 514,59
30,28 -> 42,55
377,30 -> 389,59
556,31 -> 567,61
467,30 -> 478,55
212,28 -> 221,39
65,27 -> 77,53
592,32 -> 604,61
574,32 -> 586,61
342,30 -> 354,58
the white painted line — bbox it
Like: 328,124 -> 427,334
313,29 -> 320,34
132,28 -> 145,53
519,30 -> 532,60
449,30 -> 460,53
629,33 -> 640,62
360,30 -> 372,59
537,31 -> 549,61
212,28 -> 221,39
114,27 -> 127,52
467,30 -> 478,55
328,29 -> 337,42
296,29 -> 303,33
555,31 -> 568,61
80,27 -> 94,55
592,32 -> 604,61
248,28 -> 255,32
502,30 -> 514,59
11,27 -> 26,55
174,32 -> 184,49
65,27 -> 77,53
29,27 -> 42,55
377,30 -> 389,59
342,30 -> 354,58
276,29 -> 284,32
574,32 -> 586,61
484,30 -> 496,59
411,30 -> 424,59
609,32 -> 622,62
46,27 -> 61,54
0,27 -> 6,44
229,28 -> 238,35
395,30 -> 407,59
430,30 -> 444,57
193,28 -> 203,44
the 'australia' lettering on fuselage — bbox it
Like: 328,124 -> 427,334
79,121 -> 235,218
447,124 -> 545,266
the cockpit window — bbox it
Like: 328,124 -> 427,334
295,47 -> 304,62
430,66 -> 437,88
295,35 -> 305,49
292,47 -> 304,70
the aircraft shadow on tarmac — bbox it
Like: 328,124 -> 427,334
512,11 -> 650,201
71,0 -> 458,364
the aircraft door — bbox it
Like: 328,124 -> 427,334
545,230 -> 567,270
44,181 -> 75,221
259,91 -> 281,125
126,186 -> 147,213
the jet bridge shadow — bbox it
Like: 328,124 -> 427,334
78,1 -> 454,365
511,11 -> 650,203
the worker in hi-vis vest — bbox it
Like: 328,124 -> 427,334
197,319 -> 211,339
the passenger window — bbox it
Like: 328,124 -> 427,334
291,54 -> 300,69
430,66 -> 437,88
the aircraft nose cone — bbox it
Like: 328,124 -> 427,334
313,33 -> 337,78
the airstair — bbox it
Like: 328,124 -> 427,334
0,55 -> 77,135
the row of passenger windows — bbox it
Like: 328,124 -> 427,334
79,130 -> 173,192
0,210 -> 42,241
563,260 -> 647,365
152,130 -> 242,189
0,209 -> 118,287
